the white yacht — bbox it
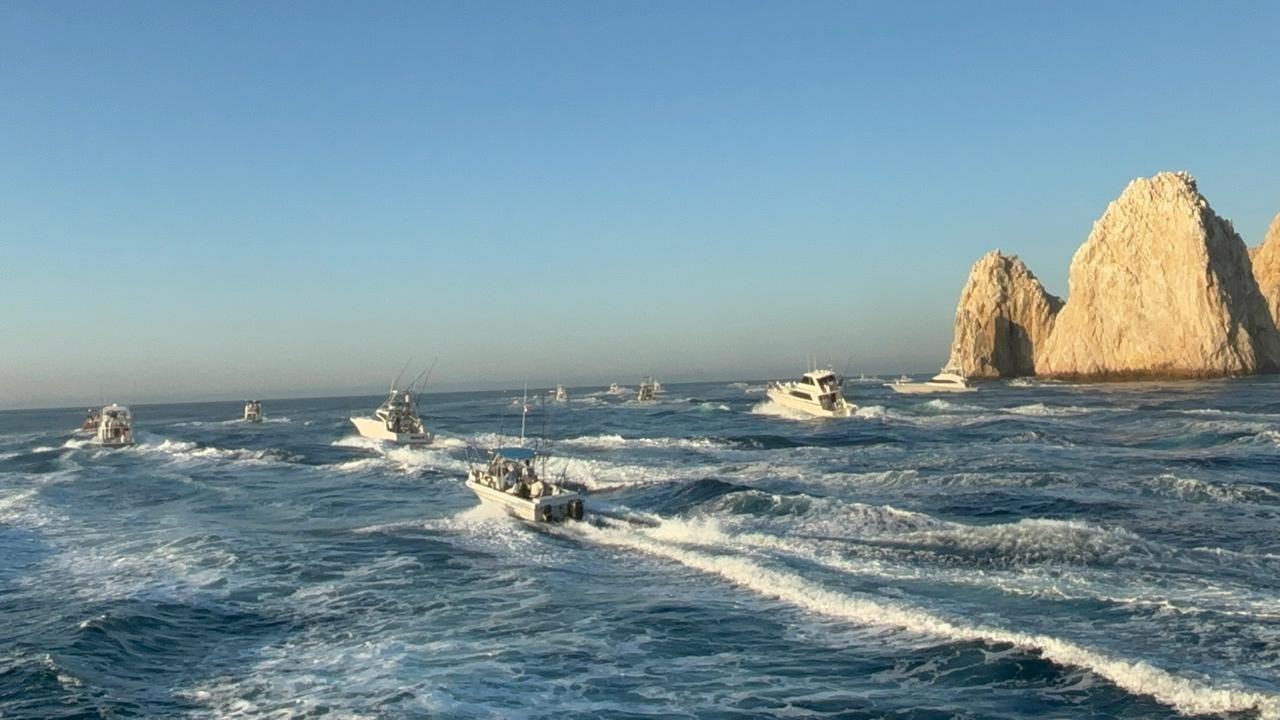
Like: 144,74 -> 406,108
636,377 -> 657,402
766,368 -> 855,417
553,384 -> 569,402
886,367 -> 976,394
243,400 -> 263,422
464,446 -> 585,523
80,407 -> 101,433
607,382 -> 624,395
95,404 -> 135,447
350,388 -> 432,444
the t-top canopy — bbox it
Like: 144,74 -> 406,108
491,447 -> 537,461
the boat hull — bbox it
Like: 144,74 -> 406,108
349,416 -> 432,444
765,388 -> 854,417
886,383 -> 977,394
464,479 -> 584,523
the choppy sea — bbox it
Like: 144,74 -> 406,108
2,378 -> 1279,719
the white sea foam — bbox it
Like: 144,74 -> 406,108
134,438 -> 304,466
1142,473 -> 1280,505
1004,403 -> 1094,417
574,523 -> 1280,719
558,434 -> 725,451
854,405 -> 888,420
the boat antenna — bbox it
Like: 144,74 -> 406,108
841,355 -> 854,383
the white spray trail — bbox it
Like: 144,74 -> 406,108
573,521 -> 1280,719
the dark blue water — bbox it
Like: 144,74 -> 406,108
2,379 -> 1278,719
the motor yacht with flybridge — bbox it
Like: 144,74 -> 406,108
766,367 -> 855,417
243,400 -> 263,422
636,377 -> 657,401
350,360 -> 436,444
553,384 -> 568,402
464,389 -> 585,522
886,367 -> 976,394
95,404 -> 135,447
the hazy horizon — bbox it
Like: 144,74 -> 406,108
4,1 -> 1279,410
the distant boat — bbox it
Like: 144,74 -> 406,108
607,383 -> 624,395
350,388 -> 432,444
464,446 -> 585,523
886,367 -> 976,394
80,407 -> 101,433
95,404 -> 135,447
243,400 -> 263,422
766,368 -> 854,417
636,377 -> 657,402
553,384 -> 569,402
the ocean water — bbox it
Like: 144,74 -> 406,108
2,379 -> 1279,719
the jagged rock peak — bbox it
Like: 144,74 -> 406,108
946,250 -> 1063,378
1250,213 -> 1280,326
1036,171 -> 1280,378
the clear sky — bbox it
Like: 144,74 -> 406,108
2,1 -> 1278,408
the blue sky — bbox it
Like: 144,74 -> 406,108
2,1 -> 1278,408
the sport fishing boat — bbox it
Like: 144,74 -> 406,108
95,404 -> 135,447
607,383 -> 624,395
766,368 -> 855,417
80,408 -> 101,433
636,377 -> 657,401
553,384 -> 569,402
464,446 -> 585,523
243,399 -> 263,422
886,367 -> 976,394
350,388 -> 432,444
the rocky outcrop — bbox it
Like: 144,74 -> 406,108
946,251 -> 1063,377
1249,213 -> 1280,326
1035,171 -> 1280,378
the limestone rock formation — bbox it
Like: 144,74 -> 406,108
1036,171 -> 1280,378
1249,213 -> 1280,326
946,251 -> 1063,377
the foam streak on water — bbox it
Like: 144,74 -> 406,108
2,382 -> 1279,719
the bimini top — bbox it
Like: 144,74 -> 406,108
492,447 -> 537,461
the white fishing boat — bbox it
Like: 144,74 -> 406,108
766,368 -> 855,417
95,404 -> 135,447
886,367 -> 976,394
464,446 -> 585,523
636,377 -> 657,402
553,384 -> 569,402
607,382 -> 624,395
243,399 -> 263,422
350,388 -> 432,444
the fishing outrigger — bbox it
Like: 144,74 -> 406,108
350,359 -> 436,444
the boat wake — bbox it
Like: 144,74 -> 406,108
558,518 -> 1280,719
